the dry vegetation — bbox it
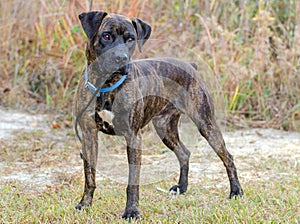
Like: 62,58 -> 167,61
0,0 -> 299,130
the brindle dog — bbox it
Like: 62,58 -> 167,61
73,11 -> 243,219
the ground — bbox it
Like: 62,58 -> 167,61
0,108 -> 299,223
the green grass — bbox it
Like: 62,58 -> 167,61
1,174 -> 299,223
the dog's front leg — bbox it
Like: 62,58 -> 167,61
75,115 -> 98,210
73,77 -> 99,210
122,133 -> 142,219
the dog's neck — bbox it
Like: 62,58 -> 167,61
84,63 -> 128,97
101,72 -> 124,88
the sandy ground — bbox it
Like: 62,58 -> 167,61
0,108 -> 299,190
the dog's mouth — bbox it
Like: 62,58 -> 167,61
115,63 -> 131,75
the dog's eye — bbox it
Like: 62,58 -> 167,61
102,33 -> 112,41
127,37 -> 135,43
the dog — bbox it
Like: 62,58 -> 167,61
73,11 -> 244,219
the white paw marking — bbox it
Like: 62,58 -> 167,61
169,187 -> 180,195
169,189 -> 178,195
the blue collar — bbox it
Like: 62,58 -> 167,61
84,64 -> 127,97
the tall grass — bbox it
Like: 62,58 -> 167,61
0,0 -> 299,130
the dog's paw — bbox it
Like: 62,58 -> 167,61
169,184 -> 187,195
229,189 -> 244,199
75,203 -> 84,210
122,207 -> 140,220
75,200 -> 92,210
229,184 -> 244,199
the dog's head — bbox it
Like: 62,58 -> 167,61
79,11 -> 152,74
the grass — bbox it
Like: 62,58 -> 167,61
1,166 -> 299,223
1,122 -> 300,223
0,0 -> 299,130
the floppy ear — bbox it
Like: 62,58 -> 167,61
78,11 -> 108,42
131,18 -> 152,52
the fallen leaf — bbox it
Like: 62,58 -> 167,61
51,121 -> 61,129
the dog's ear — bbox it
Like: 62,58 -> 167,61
131,18 -> 152,52
79,11 -> 108,42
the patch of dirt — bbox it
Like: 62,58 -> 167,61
0,109 -> 47,139
0,108 -> 299,191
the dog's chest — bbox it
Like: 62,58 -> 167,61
95,95 -> 116,134
96,109 -> 115,133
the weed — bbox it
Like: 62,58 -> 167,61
0,0 -> 299,130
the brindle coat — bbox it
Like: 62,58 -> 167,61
73,11 -> 243,219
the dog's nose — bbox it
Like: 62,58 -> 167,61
115,53 -> 128,64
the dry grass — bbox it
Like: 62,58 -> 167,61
0,0 -> 299,130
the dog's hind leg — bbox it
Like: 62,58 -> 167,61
152,108 -> 190,194
190,95 -> 244,198
199,120 -> 243,198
